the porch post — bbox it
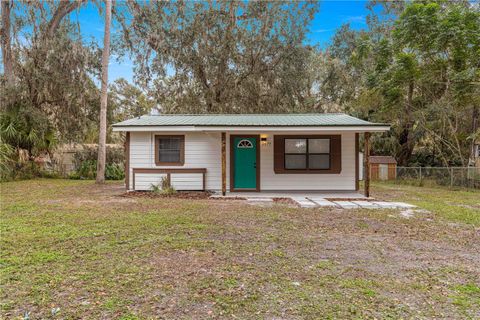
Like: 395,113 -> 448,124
125,132 -> 130,190
221,132 -> 226,196
364,132 -> 371,198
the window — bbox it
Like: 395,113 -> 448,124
237,139 -> 253,148
273,135 -> 341,174
284,138 -> 330,170
155,135 -> 184,166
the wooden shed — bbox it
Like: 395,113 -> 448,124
370,156 -> 397,180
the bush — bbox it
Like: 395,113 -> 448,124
150,176 -> 176,195
72,145 -> 124,169
105,163 -> 125,180
1,160 -> 60,181
71,159 -> 125,180
0,142 -> 15,181
76,159 -> 97,180
71,145 -> 125,180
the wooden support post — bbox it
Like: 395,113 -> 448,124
355,133 -> 359,191
364,132 -> 371,198
221,132 -> 226,196
125,132 -> 130,190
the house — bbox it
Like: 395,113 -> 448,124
369,156 -> 397,180
112,114 -> 390,196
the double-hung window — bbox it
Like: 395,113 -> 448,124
155,135 -> 185,166
284,138 -> 330,170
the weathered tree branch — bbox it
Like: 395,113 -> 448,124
45,0 -> 86,39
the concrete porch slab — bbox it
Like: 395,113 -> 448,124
218,191 -> 367,199
246,198 -> 273,202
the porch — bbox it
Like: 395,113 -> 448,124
220,131 -> 375,197
213,190 -> 367,199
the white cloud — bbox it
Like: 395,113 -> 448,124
341,15 -> 366,24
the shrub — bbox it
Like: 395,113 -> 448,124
150,183 -> 161,193
105,163 -> 125,180
0,149 -> 55,182
71,145 -> 125,180
150,176 -> 176,195
76,159 -> 97,180
72,145 -> 124,169
0,141 -> 14,181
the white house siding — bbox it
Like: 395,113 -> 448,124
256,131 -> 356,191
128,131 -> 357,191
129,132 -> 222,191
170,173 -> 204,190
134,173 -> 167,191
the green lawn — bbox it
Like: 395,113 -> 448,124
371,181 -> 480,226
1,179 -> 479,319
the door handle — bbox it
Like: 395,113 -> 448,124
254,162 -> 257,169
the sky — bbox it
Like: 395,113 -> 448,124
75,1 -> 371,84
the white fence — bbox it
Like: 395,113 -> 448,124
394,167 -> 480,189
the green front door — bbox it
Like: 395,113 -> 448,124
233,137 -> 257,189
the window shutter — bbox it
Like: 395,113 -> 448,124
273,136 -> 285,173
330,135 -> 342,173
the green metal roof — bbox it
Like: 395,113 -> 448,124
113,114 -> 388,127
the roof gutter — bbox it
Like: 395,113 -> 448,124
112,125 -> 390,132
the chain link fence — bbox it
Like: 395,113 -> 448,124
394,167 -> 480,189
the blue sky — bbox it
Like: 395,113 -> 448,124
76,1 -> 370,83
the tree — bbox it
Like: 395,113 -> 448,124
1,1 -> 98,142
116,1 -> 318,113
1,0 -> 13,86
326,0 -> 480,166
110,78 -> 156,121
96,0 -> 112,184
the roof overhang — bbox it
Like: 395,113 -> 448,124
112,125 -> 390,132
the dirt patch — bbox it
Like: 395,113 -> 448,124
209,196 -> 247,201
273,197 -> 298,207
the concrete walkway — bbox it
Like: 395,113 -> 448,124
294,197 -> 415,209
211,192 -> 415,209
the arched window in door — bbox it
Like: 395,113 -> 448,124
237,139 -> 253,148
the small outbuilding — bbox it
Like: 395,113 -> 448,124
369,156 -> 397,180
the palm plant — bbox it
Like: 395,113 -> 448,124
0,105 -> 58,180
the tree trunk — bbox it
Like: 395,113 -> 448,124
397,124 -> 415,166
470,104 -> 479,165
397,81 -> 415,166
96,0 -> 112,184
1,0 -> 13,86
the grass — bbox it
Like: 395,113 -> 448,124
1,179 -> 479,319
372,181 -> 480,225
